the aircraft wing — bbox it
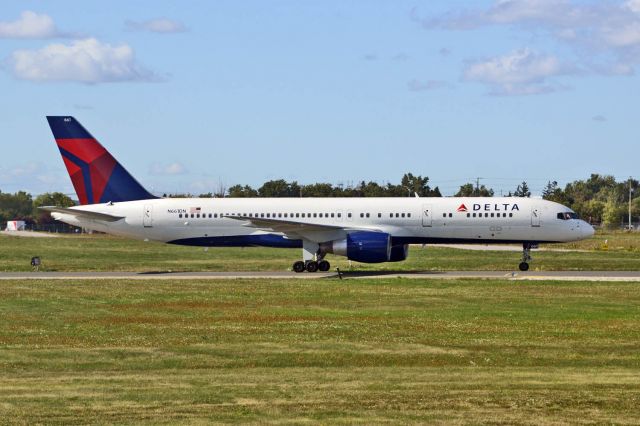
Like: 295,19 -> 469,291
224,215 -> 381,235
39,206 -> 125,222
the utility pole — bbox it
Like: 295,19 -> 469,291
629,177 -> 634,230
475,177 -> 483,196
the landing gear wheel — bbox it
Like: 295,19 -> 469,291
518,262 -> 529,272
293,261 -> 306,273
305,261 -> 319,273
318,260 -> 330,272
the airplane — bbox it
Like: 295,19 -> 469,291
42,116 -> 595,272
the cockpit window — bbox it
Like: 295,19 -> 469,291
557,212 -> 579,220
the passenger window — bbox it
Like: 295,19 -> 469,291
313,213 -> 317,218
360,213 -> 364,218
296,213 -> 300,218
449,213 -> 452,218
491,213 -> 494,218
302,213 -> 306,218
466,213 -> 470,218
390,213 -> 393,218
509,213 -> 513,217
366,213 -> 370,218
401,213 -> 405,218
396,213 -> 399,218
337,213 -> 341,218
179,213 -> 182,218
442,213 -> 446,218
407,213 -> 411,218
331,213 -> 335,218
484,213 -> 488,217
473,213 -> 476,217
378,213 -> 382,218
503,213 -> 507,218
348,213 -> 352,218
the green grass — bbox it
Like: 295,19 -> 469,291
1,231 -> 639,272
0,278 -> 639,423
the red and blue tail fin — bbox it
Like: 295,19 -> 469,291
46,116 -> 156,205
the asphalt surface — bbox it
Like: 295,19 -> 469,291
0,270 -> 639,281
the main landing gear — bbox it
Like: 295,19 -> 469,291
518,243 -> 536,271
292,259 -> 331,273
293,240 -> 331,273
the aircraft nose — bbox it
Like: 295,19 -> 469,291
582,221 -> 595,238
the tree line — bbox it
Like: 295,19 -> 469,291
1,173 -> 637,228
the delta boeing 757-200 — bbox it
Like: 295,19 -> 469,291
43,116 -> 594,272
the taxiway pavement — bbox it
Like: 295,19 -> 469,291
0,270 -> 638,281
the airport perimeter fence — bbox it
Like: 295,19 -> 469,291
25,223 -> 83,234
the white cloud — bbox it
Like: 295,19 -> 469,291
150,162 -> 187,176
414,1 -> 640,78
8,38 -> 157,84
0,11 -> 58,39
407,79 -> 452,91
125,18 -> 187,33
0,162 -> 69,193
464,48 -> 571,95
601,22 -> 640,47
625,0 -> 640,13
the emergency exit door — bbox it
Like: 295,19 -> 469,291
143,205 -> 153,227
531,206 -> 541,227
422,204 -> 432,227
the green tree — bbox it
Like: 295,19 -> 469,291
398,173 -> 442,197
32,192 -> 75,224
301,183 -> 334,197
602,196 -> 626,228
258,180 -> 301,197
455,183 -> 494,197
541,180 -> 569,204
0,190 -> 34,224
228,184 -> 258,198
513,181 -> 531,197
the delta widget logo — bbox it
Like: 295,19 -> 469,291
456,204 -> 468,212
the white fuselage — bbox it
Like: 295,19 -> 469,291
52,197 -> 594,249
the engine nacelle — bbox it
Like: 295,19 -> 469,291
389,243 -> 409,262
321,231 -> 391,263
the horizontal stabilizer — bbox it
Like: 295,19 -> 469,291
39,206 -> 124,222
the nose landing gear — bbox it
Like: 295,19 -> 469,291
518,243 -> 536,271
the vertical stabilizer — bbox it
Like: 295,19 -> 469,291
46,116 -> 156,205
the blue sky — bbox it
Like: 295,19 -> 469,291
1,1 -> 638,197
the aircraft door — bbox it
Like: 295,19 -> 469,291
422,204 -> 432,227
143,204 -> 153,228
531,206 -> 541,227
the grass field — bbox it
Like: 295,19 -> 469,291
0,230 -> 639,272
1,278 -> 639,424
